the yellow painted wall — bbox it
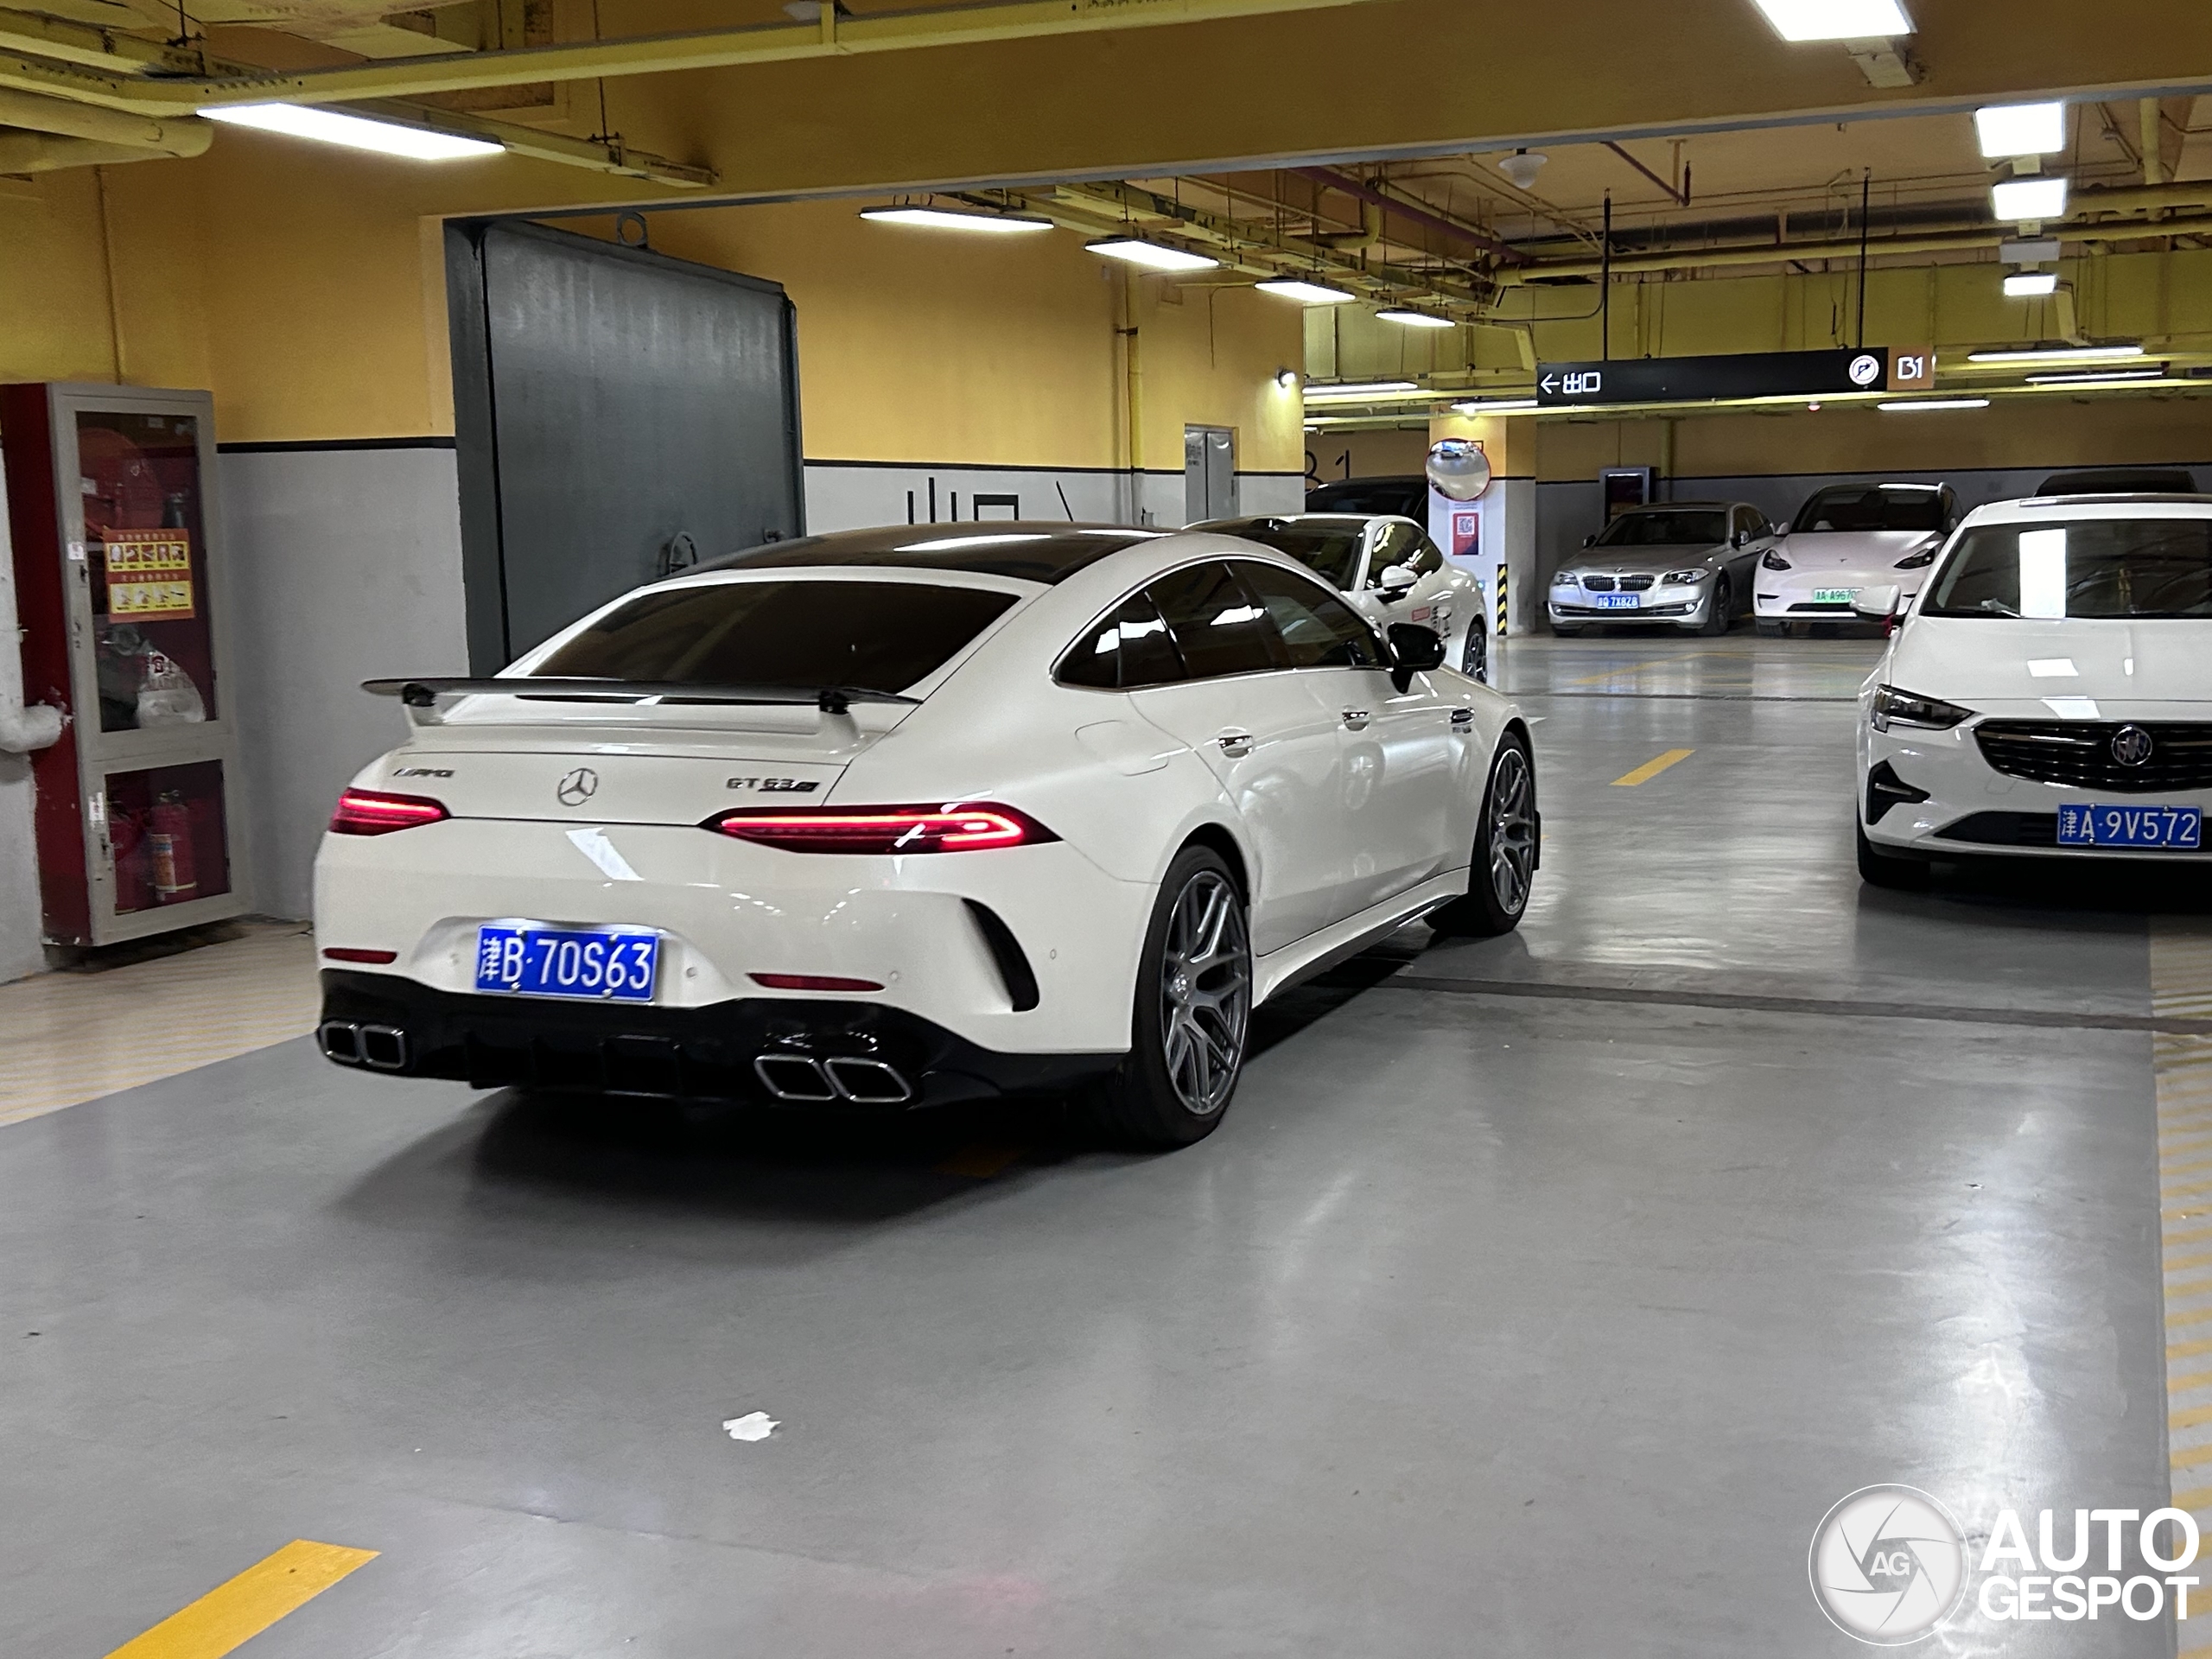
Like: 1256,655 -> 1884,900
0,141 -> 1303,475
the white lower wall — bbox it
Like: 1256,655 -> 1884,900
804,461 -> 1305,532
219,444 -> 470,921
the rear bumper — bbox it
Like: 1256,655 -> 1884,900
318,969 -> 1120,1106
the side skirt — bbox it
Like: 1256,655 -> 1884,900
1251,870 -> 1470,1006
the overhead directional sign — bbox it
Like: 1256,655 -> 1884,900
1535,347 -> 1906,408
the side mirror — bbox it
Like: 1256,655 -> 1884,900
1581,533 -> 1598,548
1376,563 -> 1417,594
1772,525 -> 1789,539
1386,621 -> 1447,691
1731,529 -> 1748,549
1851,584 -> 1901,619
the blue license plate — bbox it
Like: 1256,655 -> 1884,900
2056,804 -> 2202,849
474,925 -> 661,1000
1593,593 -> 1640,610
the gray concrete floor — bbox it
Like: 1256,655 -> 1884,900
0,632 -> 2190,1656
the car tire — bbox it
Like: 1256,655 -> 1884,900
1755,619 -> 1783,638
1429,734 -> 1538,937
1700,578 -> 1731,636
1856,820 -> 1930,890
1083,845 -> 1253,1149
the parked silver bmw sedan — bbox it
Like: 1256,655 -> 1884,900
1548,501 -> 1777,636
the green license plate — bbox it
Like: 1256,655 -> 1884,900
1813,587 -> 1856,604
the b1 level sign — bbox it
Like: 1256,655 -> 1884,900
1535,348 -> 1897,408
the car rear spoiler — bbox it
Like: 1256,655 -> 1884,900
362,677 -> 920,722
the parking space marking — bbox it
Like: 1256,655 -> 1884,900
934,1142 -> 1025,1179
103,1540 -> 377,1659
2150,922 -> 2212,1611
1610,748 -> 1694,787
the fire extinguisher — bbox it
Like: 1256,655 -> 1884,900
111,808 -> 150,912
149,790 -> 198,905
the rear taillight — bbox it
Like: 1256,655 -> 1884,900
330,788 -> 449,836
705,803 -> 1058,854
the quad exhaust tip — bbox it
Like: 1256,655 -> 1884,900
320,1020 -> 409,1071
753,1053 -> 913,1104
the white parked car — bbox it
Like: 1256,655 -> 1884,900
314,524 -> 1539,1147
1192,512 -> 1488,680
1854,493 -> 2212,887
1757,482 -> 1957,634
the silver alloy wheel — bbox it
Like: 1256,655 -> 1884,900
1487,747 -> 1537,915
1158,869 -> 1251,1117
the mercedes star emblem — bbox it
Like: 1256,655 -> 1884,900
2110,726 -> 2155,768
556,766 -> 600,805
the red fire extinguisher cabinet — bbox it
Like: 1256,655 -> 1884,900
3,383 -> 249,945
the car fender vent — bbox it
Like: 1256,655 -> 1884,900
963,899 -> 1040,1013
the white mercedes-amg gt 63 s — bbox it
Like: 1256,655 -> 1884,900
1192,511 -> 1489,680
1854,493 -> 2212,887
1757,481 -> 1957,635
314,524 -> 1540,1147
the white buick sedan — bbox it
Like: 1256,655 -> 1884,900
1854,494 -> 2212,887
313,524 -> 1538,1147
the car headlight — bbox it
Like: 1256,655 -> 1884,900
1550,573 -> 1580,589
1761,549 -> 1793,571
1893,540 -> 1941,569
1662,569 -> 1707,586
1869,684 -> 1974,732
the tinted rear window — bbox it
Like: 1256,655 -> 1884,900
533,580 -> 1018,693
1058,591 -> 1186,690
1148,563 -> 1277,679
1793,486 -> 1946,533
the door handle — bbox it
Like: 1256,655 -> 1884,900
1451,707 -> 1476,729
1217,731 -> 1254,759
1340,709 -> 1370,731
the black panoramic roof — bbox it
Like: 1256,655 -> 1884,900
697,523 -> 1164,585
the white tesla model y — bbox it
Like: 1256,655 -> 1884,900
315,524 -> 1539,1147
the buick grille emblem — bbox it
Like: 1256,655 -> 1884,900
2111,726 -> 2155,768
556,766 -> 600,805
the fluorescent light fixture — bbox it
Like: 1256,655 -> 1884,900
1747,0 -> 1912,41
2003,271 -> 2059,297
1301,380 -> 1421,402
2025,369 -> 2171,386
1086,238 -> 1219,272
1992,176 -> 2069,221
1876,397 -> 1990,411
201,103 -> 501,161
1974,101 -> 2066,159
1255,278 -> 1356,303
2018,527 -> 2068,618
1967,343 -> 2144,364
1452,398 -> 1539,414
859,206 -> 1052,233
1376,308 -> 1456,328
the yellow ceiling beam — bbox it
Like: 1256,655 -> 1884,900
0,0 -> 1402,111
0,83 -> 207,148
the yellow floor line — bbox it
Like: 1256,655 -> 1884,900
1611,748 -> 1695,787
2153,925 -> 2212,1648
103,1541 -> 376,1659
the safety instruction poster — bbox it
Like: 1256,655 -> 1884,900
103,529 -> 195,620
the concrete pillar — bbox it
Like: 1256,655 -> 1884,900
1426,411 -> 1537,636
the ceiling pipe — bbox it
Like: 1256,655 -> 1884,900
0,0 -> 1402,115
0,126 -> 182,167
1293,165 -> 1527,264
0,85 -> 206,149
